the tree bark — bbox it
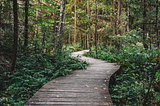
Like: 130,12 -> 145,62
58,0 -> 66,50
35,0 -> 40,53
142,0 -> 146,48
88,0 -> 92,53
118,0 -> 120,25
85,4 -> 88,49
126,0 -> 129,32
74,0 -> 77,43
9,1 -> 13,30
24,0 -> 29,47
120,0 -> 123,36
113,0 -> 117,35
155,0 -> 159,47
54,5 -> 57,53
95,0 -> 98,57
9,0 -> 18,72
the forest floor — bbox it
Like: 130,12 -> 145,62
24,50 -> 120,106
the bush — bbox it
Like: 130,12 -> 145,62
84,45 -> 160,105
0,51 -> 88,105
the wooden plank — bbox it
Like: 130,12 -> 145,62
27,97 -> 111,102
25,101 -> 112,105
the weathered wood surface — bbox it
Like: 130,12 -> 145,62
25,50 -> 120,106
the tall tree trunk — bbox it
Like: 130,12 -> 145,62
100,0 -> 104,46
95,0 -> 98,57
118,0 -> 120,26
88,0 -> 92,53
24,0 -> 29,47
35,0 -> 40,53
117,0 -> 123,49
120,0 -> 123,36
0,3 -> 2,54
110,0 -> 117,52
58,0 -> 66,50
69,32 -> 71,44
126,0 -> 129,32
118,0 -> 124,35
142,0 -> 147,48
113,0 -> 117,35
54,5 -> 57,53
74,0 -> 77,43
10,1 -> 13,30
85,4 -> 88,49
9,0 -> 18,72
155,0 -> 159,47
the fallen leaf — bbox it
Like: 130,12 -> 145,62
86,85 -> 89,87
94,87 -> 98,89
103,88 -> 106,90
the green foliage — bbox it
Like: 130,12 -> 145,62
84,40 -> 160,105
0,51 -> 88,105
63,43 -> 82,52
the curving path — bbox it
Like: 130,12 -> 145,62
25,50 -> 120,106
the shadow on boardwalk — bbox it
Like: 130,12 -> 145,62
25,50 -> 120,106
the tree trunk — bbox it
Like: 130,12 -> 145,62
88,0 -> 92,53
35,0 -> 40,53
120,0 -> 123,36
117,0 -> 123,49
155,0 -> 159,47
9,0 -> 18,72
126,0 -> 129,32
69,32 -> 71,44
74,0 -> 77,43
113,0 -> 117,35
85,4 -> 88,49
95,0 -> 98,57
58,0 -> 66,50
9,1 -> 13,31
24,0 -> 29,47
118,0 -> 120,26
142,0 -> 146,48
54,6 -> 57,53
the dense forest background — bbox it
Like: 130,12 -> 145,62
0,0 -> 160,105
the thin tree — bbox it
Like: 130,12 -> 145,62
109,0 -> 116,52
54,4 -> 57,53
35,0 -> 40,53
113,0 -> 117,35
100,0 -> 104,46
74,0 -> 77,43
58,0 -> 66,50
9,0 -> 18,72
126,0 -> 129,32
88,0 -> 92,53
155,0 -> 159,47
142,0 -> 147,48
85,1 -> 88,49
120,0 -> 123,36
9,1 -> 13,31
24,0 -> 29,47
95,0 -> 98,57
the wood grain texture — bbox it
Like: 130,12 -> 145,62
25,50 -> 120,106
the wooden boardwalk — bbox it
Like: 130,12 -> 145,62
25,50 -> 120,106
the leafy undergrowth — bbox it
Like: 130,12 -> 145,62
84,46 -> 160,105
0,51 -> 88,106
